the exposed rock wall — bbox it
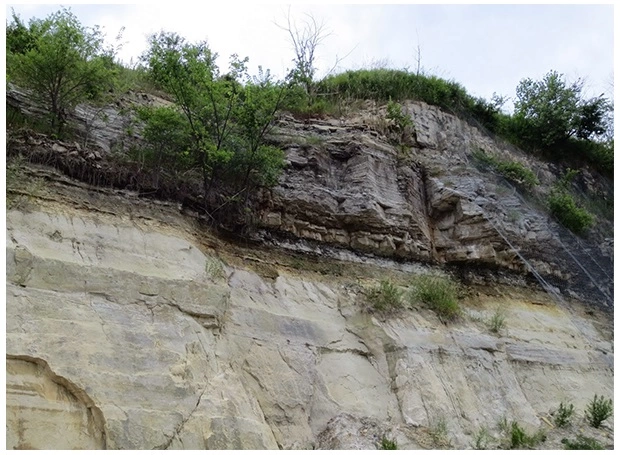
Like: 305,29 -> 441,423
6,355 -> 106,450
5,87 -> 613,448
7,87 -> 613,307
264,121 -> 433,260
6,185 -> 613,449
261,103 -> 612,307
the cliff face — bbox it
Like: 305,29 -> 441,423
5,173 -> 613,449
5,88 -> 614,449
259,102 -> 612,308
7,86 -> 614,308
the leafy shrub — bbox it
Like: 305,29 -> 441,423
385,100 -> 415,147
585,395 -> 613,428
548,190 -> 594,235
561,435 -> 604,450
496,161 -> 539,188
135,105 -> 193,170
554,401 -> 575,427
7,8 -> 116,134
380,436 -> 398,450
140,31 -> 287,225
471,149 -> 538,188
410,274 -> 460,321
584,140 -> 613,177
513,71 -> 611,151
386,99 -> 413,130
556,168 -> 580,190
111,62 -> 161,96
281,84 -> 335,119
367,279 -> 404,312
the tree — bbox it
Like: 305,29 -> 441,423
6,10 -> 39,55
276,9 -> 353,115
513,70 -> 612,151
6,8 -> 115,134
276,9 -> 329,98
134,105 -> 193,185
143,32 -> 238,204
142,31 -> 286,223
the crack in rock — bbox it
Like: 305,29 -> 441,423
152,384 -> 208,450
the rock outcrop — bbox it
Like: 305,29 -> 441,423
7,87 -> 613,307
259,102 -> 613,308
5,177 -> 614,449
6,87 -> 613,449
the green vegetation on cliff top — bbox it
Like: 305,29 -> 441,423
6,7 -> 613,230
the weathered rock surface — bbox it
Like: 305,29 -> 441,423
261,103 -> 612,307
6,87 -> 613,448
5,187 -> 614,449
6,355 -> 106,450
7,84 -> 168,153
7,87 -> 613,307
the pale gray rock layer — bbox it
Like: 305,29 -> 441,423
6,204 -> 613,449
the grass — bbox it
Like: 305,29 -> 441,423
366,279 -> 404,313
316,68 -> 499,128
471,147 -> 498,168
497,418 -> 545,449
428,417 -> 450,447
473,426 -> 493,450
410,274 -> 460,321
380,436 -> 398,450
205,256 -> 225,280
496,161 -> 539,188
471,148 -> 538,189
561,435 -> 604,450
486,306 -> 507,334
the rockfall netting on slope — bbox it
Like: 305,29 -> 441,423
463,144 -> 613,313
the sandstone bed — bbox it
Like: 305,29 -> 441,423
5,177 -> 613,449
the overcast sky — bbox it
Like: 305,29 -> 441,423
4,2 -> 616,111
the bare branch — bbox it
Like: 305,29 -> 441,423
274,7 -> 331,94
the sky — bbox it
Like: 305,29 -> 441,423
3,2 -> 616,111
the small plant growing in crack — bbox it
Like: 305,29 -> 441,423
562,435 -> 604,450
486,306 -> 507,334
585,394 -> 613,428
473,426 -> 494,450
380,436 -> 398,450
498,418 -> 545,449
428,416 -> 450,447
205,256 -> 225,280
554,400 -> 575,427
366,279 -> 404,313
